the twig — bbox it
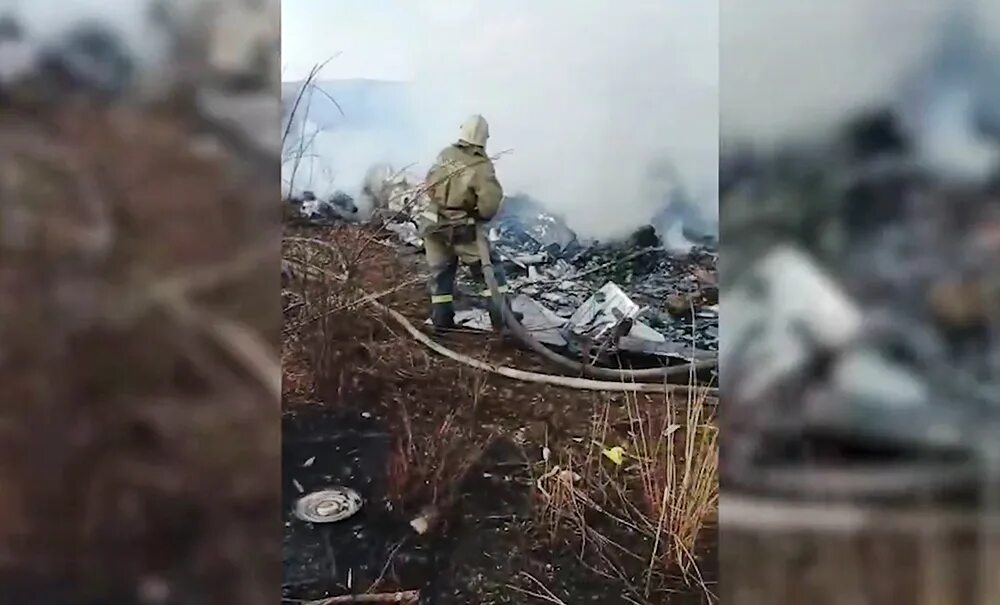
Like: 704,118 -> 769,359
156,293 -> 280,402
285,235 -> 350,273
282,277 -> 423,335
284,55 -> 344,196
311,84 -> 346,117
289,80 -> 316,195
282,55 -> 340,147
365,538 -> 408,594
644,482 -> 670,595
289,590 -> 419,604
282,257 -> 347,283
519,572 -> 570,605
503,584 -> 567,605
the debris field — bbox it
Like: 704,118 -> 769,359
281,201 -> 719,604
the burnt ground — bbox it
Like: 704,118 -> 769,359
281,223 -> 719,604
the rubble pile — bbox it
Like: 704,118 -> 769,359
473,236 -> 718,355
465,194 -> 717,356
487,195 -> 581,258
283,170 -> 719,363
285,190 -> 359,225
721,113 -> 1000,499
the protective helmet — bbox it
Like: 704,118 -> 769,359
457,114 -> 489,147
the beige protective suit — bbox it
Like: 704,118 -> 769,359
420,114 -> 510,329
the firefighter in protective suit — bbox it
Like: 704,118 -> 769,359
420,114 -> 515,331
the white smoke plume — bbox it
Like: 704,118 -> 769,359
282,1 -> 718,240
0,0 -> 169,80
2,0 -> 279,99
722,0 -> 1000,183
281,107 -> 421,210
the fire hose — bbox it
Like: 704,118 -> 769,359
474,225 -> 717,384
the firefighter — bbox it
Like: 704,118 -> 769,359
420,114 -> 514,332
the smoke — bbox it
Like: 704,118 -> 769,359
282,109 -> 421,215
284,1 -> 718,241
0,0 -> 169,76
722,0 -> 1000,182
911,86 -> 1000,182
281,120 -> 381,207
3,0 -> 280,100
410,2 -> 718,239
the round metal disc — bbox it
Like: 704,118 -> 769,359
294,487 -> 363,523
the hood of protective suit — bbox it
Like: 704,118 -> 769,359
457,114 -> 489,148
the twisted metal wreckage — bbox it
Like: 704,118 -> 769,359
285,163 -> 720,391
720,110 -> 1000,509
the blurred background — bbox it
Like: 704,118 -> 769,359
720,1 -> 1000,603
0,1 -> 280,604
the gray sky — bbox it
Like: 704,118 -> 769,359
281,0 -> 415,81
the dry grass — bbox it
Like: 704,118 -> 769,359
282,225 -> 492,521
0,105 -> 280,604
535,386 -> 719,602
627,390 -> 718,582
385,405 -> 493,519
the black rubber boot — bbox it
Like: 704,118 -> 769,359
430,303 -> 456,335
428,259 -> 458,335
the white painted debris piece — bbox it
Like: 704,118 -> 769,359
721,245 -> 863,402
427,294 -> 568,347
385,221 -> 423,248
426,285 -> 680,357
294,487 -> 363,524
567,282 -> 666,344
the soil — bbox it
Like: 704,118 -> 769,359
281,223 -> 718,604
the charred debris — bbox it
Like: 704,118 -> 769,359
285,184 -> 719,369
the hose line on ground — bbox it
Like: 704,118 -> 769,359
373,300 -> 718,396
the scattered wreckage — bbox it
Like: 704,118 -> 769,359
284,169 -> 719,372
720,116 -> 1000,503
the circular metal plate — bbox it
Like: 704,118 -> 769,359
294,487 -> 363,523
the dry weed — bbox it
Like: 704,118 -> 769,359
0,105 -> 279,604
535,385 -> 718,601
385,404 -> 491,521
